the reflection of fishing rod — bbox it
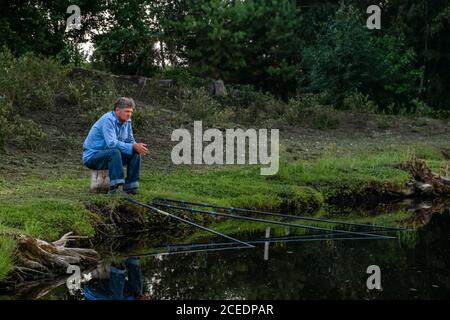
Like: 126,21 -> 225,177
154,198 -> 407,231
128,244 -> 250,258
123,194 -> 254,249
151,202 -> 395,240
127,232 -> 392,258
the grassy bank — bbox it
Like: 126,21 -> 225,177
1,142 -> 449,280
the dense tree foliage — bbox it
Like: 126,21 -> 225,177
1,0 -> 450,113
303,6 -> 422,110
0,1 -> 107,57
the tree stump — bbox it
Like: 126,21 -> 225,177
90,170 -> 110,193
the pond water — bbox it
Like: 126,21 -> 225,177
4,199 -> 450,300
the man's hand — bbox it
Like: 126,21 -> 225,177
133,143 -> 148,156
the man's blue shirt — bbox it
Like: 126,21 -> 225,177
82,111 -> 136,164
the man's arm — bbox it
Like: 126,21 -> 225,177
126,123 -> 136,145
126,122 -> 148,156
101,119 -> 133,155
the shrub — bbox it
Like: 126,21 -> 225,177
0,96 -> 13,148
0,49 -> 67,112
217,85 -> 286,125
181,88 -> 220,120
0,95 -> 46,149
155,66 -> 207,88
56,41 -> 88,67
342,91 -> 378,113
177,87 -> 234,127
283,93 -> 327,125
283,93 -> 339,129
409,99 -> 450,119
77,79 -> 120,124
311,109 -> 340,130
9,118 -> 46,149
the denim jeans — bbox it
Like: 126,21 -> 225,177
84,149 -> 140,190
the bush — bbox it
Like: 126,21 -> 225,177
181,88 -> 221,120
0,49 -> 67,112
217,85 -> 286,125
175,87 -> 234,127
56,41 -> 88,67
66,76 -> 152,129
0,49 -> 71,149
9,118 -> 46,149
75,79 -> 120,124
311,109 -> 340,130
0,96 -> 12,147
283,93 -> 327,125
155,66 -> 207,88
0,95 -> 46,150
409,99 -> 450,119
342,91 -> 378,113
282,93 -> 339,129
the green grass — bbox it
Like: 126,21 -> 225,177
0,199 -> 95,241
0,142 -> 448,281
133,143 -> 443,208
0,237 -> 15,280
134,166 -> 324,212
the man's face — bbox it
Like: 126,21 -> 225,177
115,107 -> 133,123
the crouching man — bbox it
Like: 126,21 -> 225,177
82,97 -> 148,195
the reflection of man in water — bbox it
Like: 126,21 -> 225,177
83,257 -> 145,300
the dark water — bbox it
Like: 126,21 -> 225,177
5,200 -> 450,300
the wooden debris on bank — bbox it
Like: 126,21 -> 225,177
399,159 -> 450,194
11,232 -> 99,281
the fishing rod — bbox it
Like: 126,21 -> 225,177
124,194 -> 254,249
151,202 -> 395,240
154,198 -> 408,231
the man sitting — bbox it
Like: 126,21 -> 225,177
82,97 -> 148,195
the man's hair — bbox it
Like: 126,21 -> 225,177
114,97 -> 135,110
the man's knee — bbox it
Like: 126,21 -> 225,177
133,153 -> 141,161
129,152 -> 141,166
108,149 -> 122,160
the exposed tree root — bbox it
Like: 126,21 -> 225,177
403,198 -> 450,226
399,159 -> 450,194
9,232 -> 99,282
